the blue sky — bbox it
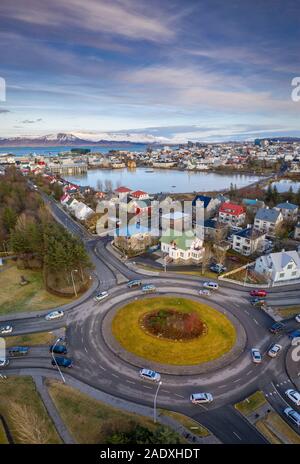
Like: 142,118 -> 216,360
0,0 -> 299,142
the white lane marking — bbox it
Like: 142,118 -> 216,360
233,378 -> 241,383
99,366 -> 106,371
245,310 -> 250,315
174,393 -> 185,398
84,347 -> 88,353
126,380 -> 135,385
233,431 -> 242,440
143,385 -> 152,390
253,318 -> 259,325
217,384 -> 227,389
246,370 -> 253,376
111,373 -> 119,378
162,389 -> 170,393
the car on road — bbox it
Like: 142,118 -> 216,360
267,344 -> 282,358
139,368 -> 161,382
45,310 -> 64,321
142,284 -> 157,294
0,358 -> 9,367
250,290 -> 267,298
49,344 -> 68,355
0,325 -> 13,335
199,289 -> 211,296
190,393 -> 213,404
51,356 -> 73,368
94,291 -> 109,302
284,407 -> 300,426
203,281 -> 219,290
295,314 -> 300,323
285,389 -> 300,407
251,348 -> 262,364
127,280 -> 142,288
288,330 -> 300,340
210,264 -> 227,274
269,322 -> 285,334
8,346 -> 29,357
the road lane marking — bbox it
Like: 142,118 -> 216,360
99,366 -> 106,371
174,394 -> 185,398
162,389 -> 170,393
233,432 -> 242,440
233,378 -> 241,383
253,318 -> 259,325
143,385 -> 152,390
126,380 -> 135,384
246,370 -> 253,376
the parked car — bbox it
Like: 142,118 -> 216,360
251,348 -> 262,364
142,284 -> 157,294
49,344 -> 68,355
285,389 -> 300,407
8,346 -> 29,357
250,298 -> 266,307
269,322 -> 285,334
199,289 -> 211,296
268,344 -> 282,358
210,264 -> 227,274
295,314 -> 300,323
51,356 -> 73,368
139,368 -> 161,382
0,358 -> 9,367
190,393 -> 213,404
94,291 -> 108,302
45,310 -> 64,321
288,330 -> 300,340
250,290 -> 267,298
203,281 -> 219,290
284,407 -> 300,426
0,325 -> 13,335
127,280 -> 142,288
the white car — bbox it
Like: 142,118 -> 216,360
0,325 -> 13,335
284,407 -> 300,426
45,310 -> 64,321
139,368 -> 161,382
190,393 -> 213,404
295,314 -> 300,323
268,344 -> 282,358
251,348 -> 262,364
203,281 -> 219,290
94,291 -> 108,302
199,289 -> 211,296
285,389 -> 300,407
0,358 -> 9,368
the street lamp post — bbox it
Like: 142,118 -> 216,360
51,337 -> 66,383
71,269 -> 78,297
153,381 -> 162,424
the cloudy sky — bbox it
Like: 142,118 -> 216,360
0,0 -> 300,142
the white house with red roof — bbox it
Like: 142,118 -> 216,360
130,190 -> 149,200
218,202 -> 246,226
114,186 -> 132,199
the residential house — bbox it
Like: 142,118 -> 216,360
130,190 -> 149,200
218,202 -> 246,227
113,223 -> 158,255
242,198 -> 265,212
192,194 -> 220,221
161,211 -> 191,232
275,201 -> 299,222
114,186 -> 132,199
294,223 -> 300,240
254,250 -> 300,283
160,229 -> 204,263
254,207 -> 283,236
232,227 -> 266,256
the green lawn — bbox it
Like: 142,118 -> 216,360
5,331 -> 57,348
112,297 -> 236,365
0,263 -> 76,315
235,391 -> 266,416
276,306 -> 300,318
0,421 -> 9,444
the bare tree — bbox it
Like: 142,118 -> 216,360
201,248 -> 212,275
96,179 -> 103,191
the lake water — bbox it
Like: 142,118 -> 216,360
65,168 -> 261,194
0,145 -> 148,156
269,179 -> 300,193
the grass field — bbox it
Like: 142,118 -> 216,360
161,410 -> 210,437
0,420 -> 9,444
0,263 -> 76,315
47,380 -> 184,444
112,297 -> 236,365
0,377 -> 60,444
5,331 -> 56,348
256,411 -> 300,444
235,391 -> 266,416
276,306 -> 300,317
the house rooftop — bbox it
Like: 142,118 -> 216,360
219,202 -> 245,216
255,207 -> 281,222
234,226 -> 265,239
276,201 -> 298,211
160,229 -> 197,251
114,186 -> 132,193
192,194 -> 212,208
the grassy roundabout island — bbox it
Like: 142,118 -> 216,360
111,297 -> 237,365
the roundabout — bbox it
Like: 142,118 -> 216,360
111,296 -> 236,366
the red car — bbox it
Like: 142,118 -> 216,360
250,289 -> 267,297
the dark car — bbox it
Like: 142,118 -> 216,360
51,356 -> 73,368
49,344 -> 68,355
288,330 -> 300,340
269,322 -> 285,334
210,264 -> 227,274
8,346 -> 29,357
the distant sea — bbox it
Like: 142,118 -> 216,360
0,145 -> 149,156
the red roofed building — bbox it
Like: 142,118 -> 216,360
114,186 -> 132,199
130,190 -> 149,200
218,202 -> 246,226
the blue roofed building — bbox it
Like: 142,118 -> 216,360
275,201 -> 299,222
232,226 -> 266,256
192,194 -> 221,221
254,207 -> 283,236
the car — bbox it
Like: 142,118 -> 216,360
8,346 -> 29,357
203,281 -> 219,290
288,330 -> 300,340
45,310 -> 64,321
139,368 -> 161,382
127,280 -> 142,288
141,284 -> 157,294
295,314 -> 300,323
51,356 -> 73,368
0,358 -> 9,367
210,264 -> 227,274
250,298 -> 266,307
285,389 -> 300,407
190,393 -> 213,404
94,291 -> 108,302
251,348 -> 262,364
49,344 -> 68,355
250,289 -> 267,298
199,289 -> 211,296
284,407 -> 300,426
0,325 -> 13,335
268,344 -> 282,358
269,322 -> 285,334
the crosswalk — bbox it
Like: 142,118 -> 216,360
264,379 -> 292,397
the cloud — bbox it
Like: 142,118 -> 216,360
0,109 -> 10,113
21,118 -> 43,124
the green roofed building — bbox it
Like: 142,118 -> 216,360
160,229 -> 204,262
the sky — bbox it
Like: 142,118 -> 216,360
0,0 -> 300,142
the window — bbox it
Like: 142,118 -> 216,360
292,271 -> 297,276
279,272 -> 285,278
